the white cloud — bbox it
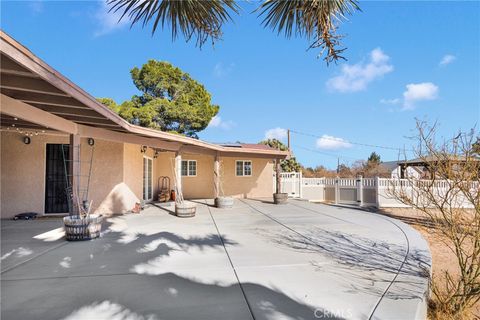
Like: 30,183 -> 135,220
28,1 -> 44,14
326,48 -> 394,93
265,128 -> 287,140
213,62 -> 235,78
380,98 -> 400,105
93,1 -> 128,37
316,135 -> 352,150
403,82 -> 439,110
208,115 -> 234,130
439,54 -> 456,66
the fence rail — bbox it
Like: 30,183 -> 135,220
278,173 -> 475,208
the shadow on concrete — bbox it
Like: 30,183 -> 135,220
149,203 -> 176,216
189,199 -> 216,208
319,203 -> 436,228
2,273 -> 342,320
270,226 -> 431,301
244,198 -> 275,205
1,218 -> 341,320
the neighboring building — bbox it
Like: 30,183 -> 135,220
379,161 -> 425,179
0,31 -> 288,219
379,156 -> 477,179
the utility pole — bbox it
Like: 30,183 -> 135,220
287,129 -> 291,151
336,157 -> 340,174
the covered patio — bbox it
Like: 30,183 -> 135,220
0,31 -> 288,219
1,199 -> 431,320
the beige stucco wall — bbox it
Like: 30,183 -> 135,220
152,153 -> 274,199
1,132 -> 276,219
1,131 -> 68,218
0,132 -> 131,218
88,139 -> 129,215
155,151 -> 175,194
151,152 -> 274,200
220,157 -> 274,198
154,152 -> 215,199
181,153 -> 215,199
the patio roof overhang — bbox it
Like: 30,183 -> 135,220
0,31 -> 288,159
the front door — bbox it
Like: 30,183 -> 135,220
143,156 -> 153,201
45,144 -> 70,213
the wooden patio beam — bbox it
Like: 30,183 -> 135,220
77,124 -> 182,151
0,73 -> 69,96
1,93 -> 78,134
1,89 -> 87,108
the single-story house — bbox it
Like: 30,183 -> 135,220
380,155 -> 479,179
379,161 -> 426,179
0,31 -> 289,219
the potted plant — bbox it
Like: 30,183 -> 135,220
273,160 -> 288,204
63,195 -> 103,241
62,143 -> 102,241
172,158 -> 196,217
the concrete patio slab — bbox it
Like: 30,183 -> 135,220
1,199 -> 431,320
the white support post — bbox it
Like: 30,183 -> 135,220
299,171 -> 303,199
69,134 -> 81,215
214,154 -> 220,199
375,176 -> 380,208
175,152 -> 182,200
357,176 -> 363,206
335,178 -> 339,204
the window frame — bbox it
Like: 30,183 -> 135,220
181,160 -> 197,177
235,160 -> 253,177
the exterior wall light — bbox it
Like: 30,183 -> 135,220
141,145 -> 147,153
154,150 -> 159,159
23,136 -> 31,145
87,138 -> 95,146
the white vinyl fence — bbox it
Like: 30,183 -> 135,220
277,173 -> 476,208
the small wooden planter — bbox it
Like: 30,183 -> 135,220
63,215 -> 103,241
273,193 -> 288,204
175,203 -> 196,218
215,197 -> 234,209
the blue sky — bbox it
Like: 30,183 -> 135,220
2,1 -> 479,168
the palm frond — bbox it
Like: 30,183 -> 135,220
257,0 -> 360,64
108,0 -> 240,47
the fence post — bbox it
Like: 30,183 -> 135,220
335,177 -> 339,204
375,176 -> 380,208
299,171 -> 303,199
356,176 -> 363,207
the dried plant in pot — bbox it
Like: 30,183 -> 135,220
273,160 -> 288,204
214,159 -> 233,208
171,157 -> 196,218
63,198 -> 103,241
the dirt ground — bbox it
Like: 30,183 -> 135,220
378,208 -> 479,319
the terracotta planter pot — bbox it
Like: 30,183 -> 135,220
215,197 -> 234,209
273,193 -> 288,204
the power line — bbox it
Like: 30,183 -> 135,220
290,129 -> 414,152
294,145 -> 361,161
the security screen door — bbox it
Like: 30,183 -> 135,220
45,144 -> 69,213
